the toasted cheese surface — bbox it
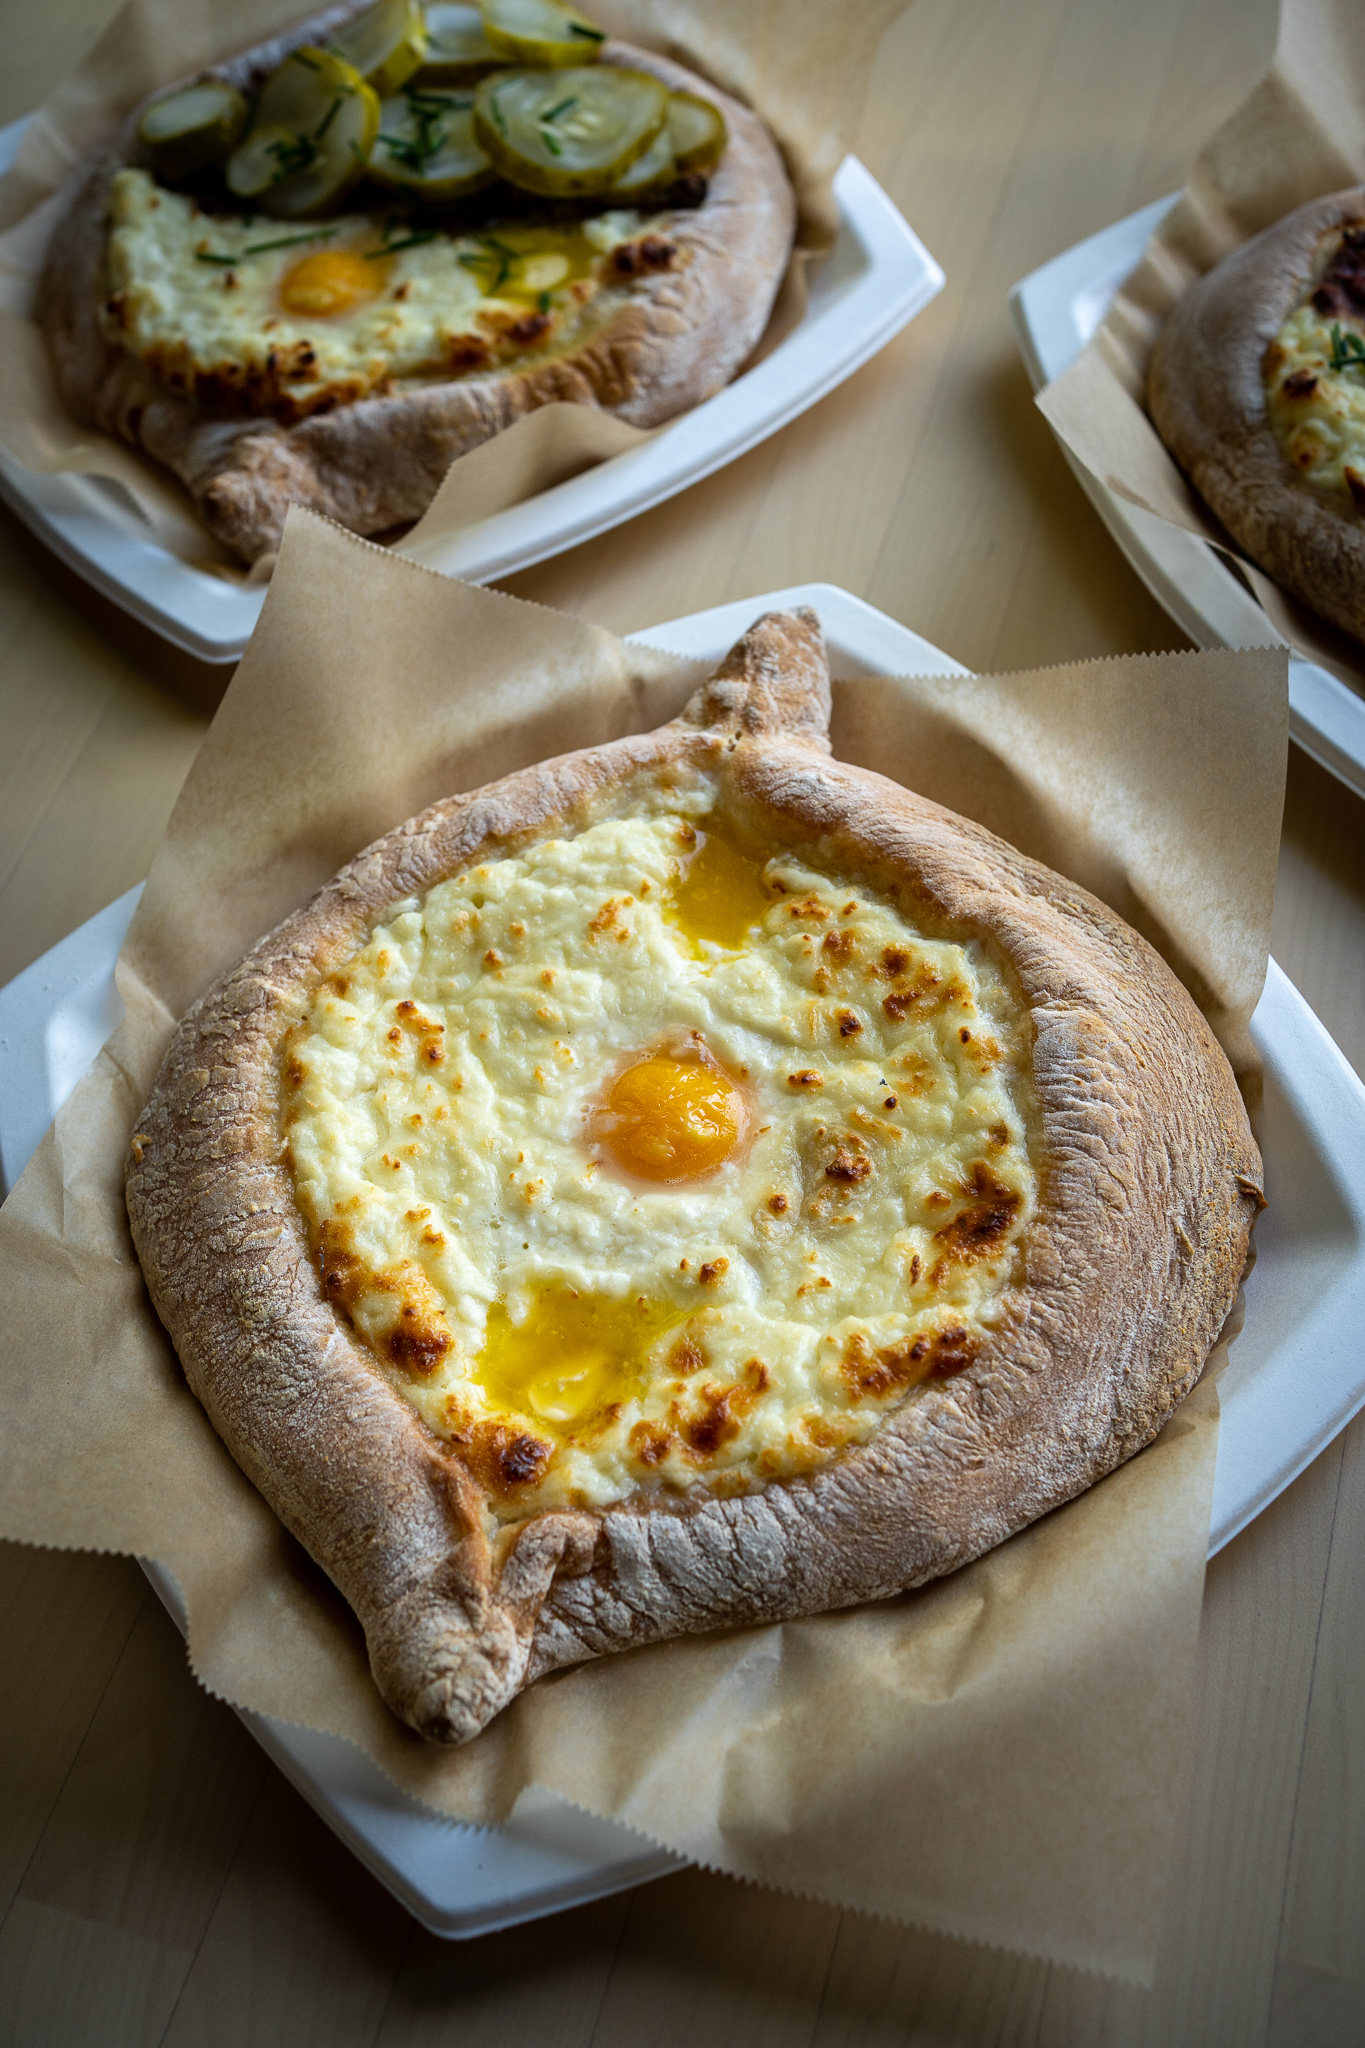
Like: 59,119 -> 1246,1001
283,797 -> 1036,1519
1265,229 -> 1365,505
102,168 -> 653,421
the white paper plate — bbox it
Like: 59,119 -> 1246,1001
5,582 -> 1365,1936
1009,198 -> 1365,802
0,114 -> 943,664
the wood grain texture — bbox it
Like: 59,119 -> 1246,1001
5,0 -> 1365,2040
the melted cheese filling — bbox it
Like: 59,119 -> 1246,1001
283,797 -> 1037,1519
1265,301 -> 1365,505
102,168 -> 644,420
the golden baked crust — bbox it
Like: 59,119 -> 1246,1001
39,11 -> 795,566
1148,186 -> 1365,645
126,610 -> 1262,1744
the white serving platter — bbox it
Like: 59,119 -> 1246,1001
1010,198 -> 1365,803
0,112 -> 943,665
4,582 -> 1365,1935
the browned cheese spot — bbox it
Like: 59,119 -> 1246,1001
610,233 -> 677,278
669,1330 -> 706,1375
822,928 -> 857,964
386,1305 -> 453,1376
788,1069 -> 823,1088
837,1010 -> 863,1037
842,1321 -> 979,1399
588,896 -> 630,940
932,1161 -> 1022,1270
768,1191 -> 789,1215
698,1258 -> 729,1286
825,1144 -> 872,1184
680,1384 -> 740,1457
630,1421 -> 673,1467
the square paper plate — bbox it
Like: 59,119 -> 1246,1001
0,113 -> 942,664
1009,198 -> 1365,803
4,582 -> 1365,1937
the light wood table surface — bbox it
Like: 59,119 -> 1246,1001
4,0 -> 1365,2042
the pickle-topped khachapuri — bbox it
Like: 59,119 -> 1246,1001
41,0 -> 794,564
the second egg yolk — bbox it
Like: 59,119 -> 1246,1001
600,1055 -> 746,1182
279,249 -> 378,318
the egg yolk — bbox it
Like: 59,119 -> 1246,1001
600,1053 -> 746,1182
667,823 -> 772,951
476,1287 -> 686,1433
278,250 -> 378,318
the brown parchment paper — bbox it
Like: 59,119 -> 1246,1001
1036,0 -> 1365,696
0,0 -> 901,572
0,510 -> 1287,1982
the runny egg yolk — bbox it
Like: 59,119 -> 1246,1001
278,249 -> 379,318
666,823 -> 773,951
599,1051 -> 747,1182
475,1287 -> 686,1432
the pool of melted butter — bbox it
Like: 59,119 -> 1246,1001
283,793 -> 1037,1520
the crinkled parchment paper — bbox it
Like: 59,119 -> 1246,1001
0,0 -> 902,572
0,511 -> 1286,1981
1037,0 -> 1365,694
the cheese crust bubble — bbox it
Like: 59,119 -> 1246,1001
283,797 -> 1037,1520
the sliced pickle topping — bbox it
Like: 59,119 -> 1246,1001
602,120 -> 674,200
329,0 -> 429,96
135,80 -> 248,182
369,85 -> 495,196
226,47 -> 379,217
417,2 -> 502,82
666,89 -> 726,174
474,64 -> 666,194
479,0 -> 606,68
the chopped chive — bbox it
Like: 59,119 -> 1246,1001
489,92 -> 508,135
540,130 -> 563,155
194,226 -> 340,264
293,49 -> 322,69
244,227 -> 339,255
538,289 -> 552,312
569,21 -> 605,37
1329,322 -> 1365,373
541,96 -> 578,122
314,96 -> 342,139
367,232 -> 439,255
459,248 -> 510,291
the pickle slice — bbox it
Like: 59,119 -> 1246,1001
474,65 -> 665,194
480,0 -> 606,68
666,89 -> 725,174
369,87 -> 495,196
601,120 -> 674,200
417,2 -> 501,83
225,123 -> 302,198
329,0 -> 428,96
227,48 -> 379,217
136,79 -> 248,181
